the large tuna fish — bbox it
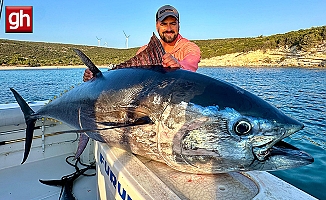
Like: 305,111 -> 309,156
11,33 -> 313,174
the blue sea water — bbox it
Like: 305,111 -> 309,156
0,67 -> 325,199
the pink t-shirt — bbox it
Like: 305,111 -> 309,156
137,34 -> 201,72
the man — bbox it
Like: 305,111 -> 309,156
83,5 -> 201,81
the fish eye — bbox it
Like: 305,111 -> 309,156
234,119 -> 252,135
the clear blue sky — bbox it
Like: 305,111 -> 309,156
0,0 -> 325,49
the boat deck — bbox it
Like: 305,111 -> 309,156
0,153 -> 97,200
0,101 -> 97,199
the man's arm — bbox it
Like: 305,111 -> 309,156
178,52 -> 200,72
173,42 -> 201,72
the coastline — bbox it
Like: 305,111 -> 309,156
1,63 -> 324,71
199,44 -> 326,68
0,65 -> 109,71
1,45 -> 325,70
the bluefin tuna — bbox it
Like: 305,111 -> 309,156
11,33 -> 313,173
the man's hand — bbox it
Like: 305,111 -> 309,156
162,53 -> 181,69
83,68 -> 93,82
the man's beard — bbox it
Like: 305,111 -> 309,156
159,31 -> 178,43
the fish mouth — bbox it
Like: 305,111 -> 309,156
253,141 -> 274,161
252,134 -> 286,161
253,140 -> 314,163
252,122 -> 313,163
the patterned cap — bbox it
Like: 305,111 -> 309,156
156,5 -> 179,21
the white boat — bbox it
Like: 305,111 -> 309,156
0,101 -> 317,200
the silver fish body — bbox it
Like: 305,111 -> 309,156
12,66 -> 313,173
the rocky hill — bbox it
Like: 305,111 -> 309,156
199,42 -> 326,67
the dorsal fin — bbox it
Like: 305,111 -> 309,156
73,49 -> 102,76
113,33 -> 165,69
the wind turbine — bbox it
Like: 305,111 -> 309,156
96,36 -> 102,47
103,42 -> 108,47
123,30 -> 130,49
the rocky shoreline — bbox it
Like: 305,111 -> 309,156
1,43 -> 326,69
199,42 -> 326,68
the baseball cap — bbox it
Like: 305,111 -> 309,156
156,5 -> 179,21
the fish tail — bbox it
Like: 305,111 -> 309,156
10,88 -> 37,164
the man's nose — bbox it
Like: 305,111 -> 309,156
166,25 -> 172,31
